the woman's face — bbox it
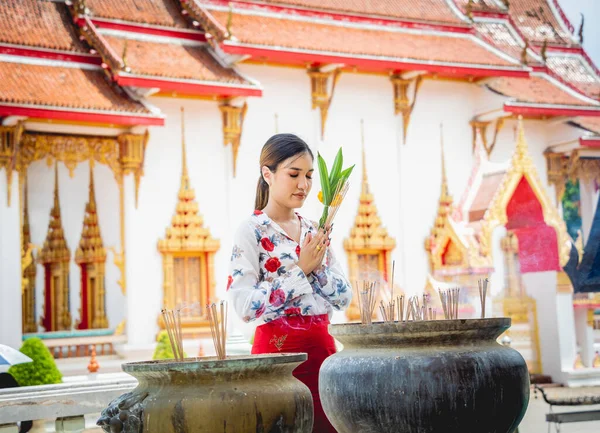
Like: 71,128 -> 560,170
264,151 -> 314,209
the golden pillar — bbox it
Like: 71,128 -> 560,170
75,163 -> 108,329
39,164 -> 72,332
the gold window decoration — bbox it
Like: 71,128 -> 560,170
75,163 -> 108,330
21,171 -> 37,333
157,109 -> 220,338
344,122 -> 396,320
38,164 -> 72,332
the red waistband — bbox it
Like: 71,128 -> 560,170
259,314 -> 329,330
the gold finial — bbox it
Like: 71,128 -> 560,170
226,2 -> 233,38
515,115 -> 528,157
53,163 -> 60,212
578,13 -> 584,44
541,40 -> 548,63
181,107 -> 189,190
440,123 -> 448,194
521,40 -> 529,65
361,119 -> 369,196
122,40 -> 129,70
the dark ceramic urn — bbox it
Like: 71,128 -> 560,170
319,318 -> 529,433
98,354 -> 313,433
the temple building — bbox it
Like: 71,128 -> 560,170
0,0 -> 599,385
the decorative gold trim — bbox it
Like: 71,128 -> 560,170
480,118 -> 570,267
470,118 -> 505,157
38,164 -> 72,331
556,271 -> 574,294
220,101 -> 247,177
20,133 -> 122,178
0,123 -> 24,206
21,170 -> 37,333
544,150 -> 600,203
425,126 -> 490,272
344,121 -> 395,320
158,108 -> 220,337
117,131 -> 148,208
308,67 -> 341,140
390,74 -> 422,144
75,162 -> 108,329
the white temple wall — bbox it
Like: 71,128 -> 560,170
7,64 -> 584,348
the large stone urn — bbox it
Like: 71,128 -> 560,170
319,318 -> 529,433
98,354 -> 313,433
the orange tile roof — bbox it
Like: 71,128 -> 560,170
475,22 -> 536,64
455,0 -> 507,14
509,0 -> 575,46
0,61 -> 149,114
488,75 -> 593,106
575,117 -> 600,135
251,0 -> 465,25
212,10 -> 516,67
0,0 -> 88,52
86,0 -> 190,28
546,56 -> 600,100
101,35 -> 251,84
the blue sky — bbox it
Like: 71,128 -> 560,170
558,0 -> 599,65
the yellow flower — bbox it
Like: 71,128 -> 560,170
318,191 -> 324,204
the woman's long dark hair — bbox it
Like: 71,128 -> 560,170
255,133 -> 314,210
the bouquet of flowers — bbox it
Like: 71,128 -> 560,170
317,148 -> 354,229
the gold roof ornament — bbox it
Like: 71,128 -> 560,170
425,126 -> 491,272
158,108 -> 219,254
480,117 -> 570,266
344,120 -> 395,252
39,164 -> 70,265
75,162 -> 107,265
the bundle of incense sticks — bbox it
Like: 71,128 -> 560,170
478,278 -> 489,319
380,261 -> 397,323
161,308 -> 184,361
356,281 -> 378,325
207,301 -> 228,360
438,288 -> 460,320
396,295 -> 405,322
324,180 -> 350,229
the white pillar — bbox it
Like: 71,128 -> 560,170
580,177 -> 599,242
0,172 -> 22,349
524,271 -> 576,382
574,307 -> 595,368
124,175 -> 155,349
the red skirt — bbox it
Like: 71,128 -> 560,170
252,314 -> 337,433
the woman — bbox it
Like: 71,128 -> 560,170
227,133 -> 352,433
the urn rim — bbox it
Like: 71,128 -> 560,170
328,317 -> 511,341
122,353 -> 308,373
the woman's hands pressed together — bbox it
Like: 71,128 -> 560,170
297,226 -> 331,276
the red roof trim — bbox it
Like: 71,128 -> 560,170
221,42 -> 529,78
115,74 -> 262,97
579,137 -> 600,148
91,18 -> 207,43
471,11 -> 508,20
550,0 -> 575,34
0,104 -> 164,126
0,44 -> 101,66
203,0 -> 473,34
504,103 -> 600,118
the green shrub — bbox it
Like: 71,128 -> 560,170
8,338 -> 62,386
153,331 -> 187,360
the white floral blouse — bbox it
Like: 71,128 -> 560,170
227,210 -> 352,324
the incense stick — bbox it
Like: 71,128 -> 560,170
478,278 -> 489,319
357,280 -> 378,324
207,301 -> 228,360
161,308 -> 184,361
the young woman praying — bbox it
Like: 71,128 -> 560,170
227,133 -> 352,433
